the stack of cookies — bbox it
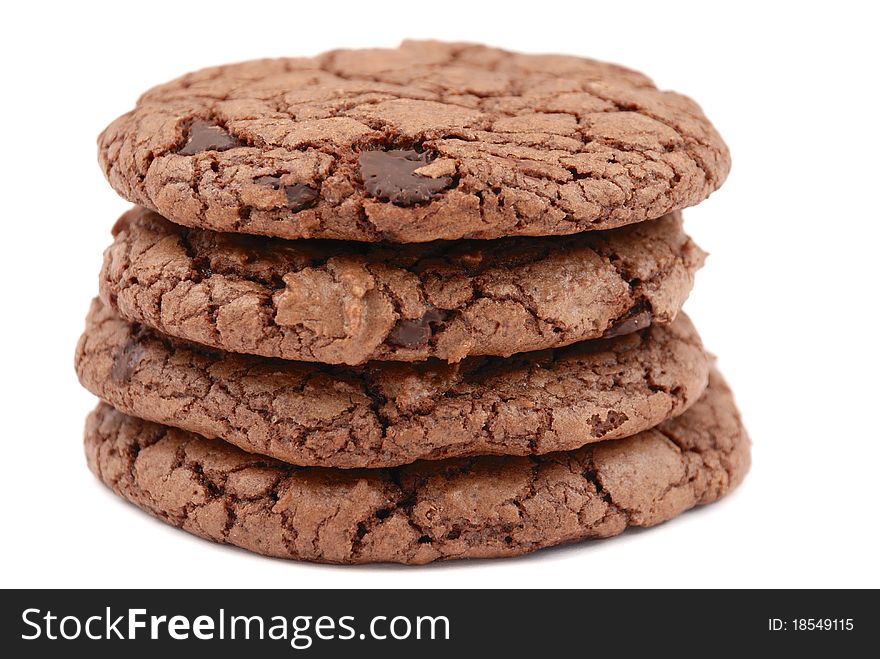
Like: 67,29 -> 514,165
76,41 -> 749,564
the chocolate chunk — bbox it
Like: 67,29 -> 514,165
388,308 -> 449,348
359,149 -> 453,206
603,304 -> 653,339
588,410 -> 629,437
389,320 -> 431,348
178,120 -> 242,155
254,177 -> 318,210
254,175 -> 281,190
285,184 -> 319,211
111,337 -> 146,384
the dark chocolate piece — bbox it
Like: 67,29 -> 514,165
178,120 -> 242,155
388,308 -> 449,348
110,337 -> 146,384
603,304 -> 653,339
359,149 -> 453,206
254,175 -> 281,189
284,184 -> 319,211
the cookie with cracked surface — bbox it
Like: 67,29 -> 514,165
75,298 -> 710,468
100,207 -> 705,366
84,369 -> 749,564
98,40 -> 730,243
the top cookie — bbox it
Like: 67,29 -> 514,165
98,41 -> 730,243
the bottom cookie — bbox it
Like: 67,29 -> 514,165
85,369 -> 749,565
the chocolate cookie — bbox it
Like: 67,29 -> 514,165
84,369 -> 748,564
100,207 -> 704,365
98,40 -> 730,243
75,299 -> 709,468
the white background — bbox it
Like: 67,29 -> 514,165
2,0 -> 878,589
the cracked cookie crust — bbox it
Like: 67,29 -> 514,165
84,369 -> 749,564
100,207 -> 705,365
98,40 -> 730,243
75,298 -> 710,468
